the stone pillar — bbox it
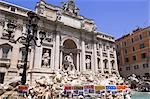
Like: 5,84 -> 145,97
100,48 -> 104,74
93,43 -> 98,72
107,49 -> 111,74
34,46 -> 42,69
54,32 -> 60,70
51,46 -> 55,70
114,50 -> 119,74
76,53 -> 79,71
29,48 -> 34,69
59,50 -> 63,70
81,40 -> 86,72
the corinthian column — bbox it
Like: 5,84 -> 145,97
100,47 -> 104,74
54,32 -> 60,70
93,43 -> 98,72
81,40 -> 86,72
107,49 -> 111,74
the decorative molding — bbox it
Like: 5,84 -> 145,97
0,19 -> 5,27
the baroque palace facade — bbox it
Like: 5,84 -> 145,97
0,0 -> 118,84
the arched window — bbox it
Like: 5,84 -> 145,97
103,59 -> 108,69
97,58 -> 101,69
111,60 -> 115,70
0,43 -> 12,59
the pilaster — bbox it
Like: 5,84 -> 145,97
54,31 -> 60,70
100,48 -> 104,74
81,40 -> 85,72
93,43 -> 97,72
34,46 -> 42,69
29,48 -> 34,69
107,49 -> 111,74
76,53 -> 79,71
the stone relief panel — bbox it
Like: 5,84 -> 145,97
45,32 -> 53,43
85,41 -> 92,50
1,19 -> 17,39
41,30 -> 53,45
41,48 -> 51,68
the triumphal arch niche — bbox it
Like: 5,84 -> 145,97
61,39 -> 78,71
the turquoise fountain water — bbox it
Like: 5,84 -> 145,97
131,92 -> 150,99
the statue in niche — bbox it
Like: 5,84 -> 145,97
63,53 -> 76,72
42,50 -> 50,68
86,55 -> 91,69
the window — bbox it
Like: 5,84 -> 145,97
124,42 -> 126,46
143,64 -> 149,68
126,67 -> 130,70
103,44 -> 106,51
103,53 -> 108,57
111,60 -> 115,69
131,38 -> 134,43
0,73 -> 5,84
119,68 -> 122,71
2,47 -> 10,59
139,34 -> 142,40
132,56 -> 136,61
0,44 -> 12,59
10,7 -> 16,12
141,53 -> 146,59
110,54 -> 114,58
144,73 -> 150,77
106,46 -> 109,49
21,50 -> 26,61
97,58 -> 101,69
139,43 -> 145,49
124,49 -> 127,54
149,31 -> 150,36
132,47 -> 135,51
103,59 -> 108,69
116,45 -> 119,49
125,58 -> 129,62
134,65 -> 139,69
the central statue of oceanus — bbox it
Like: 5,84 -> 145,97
63,53 -> 76,71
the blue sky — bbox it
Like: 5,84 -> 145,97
2,0 -> 149,39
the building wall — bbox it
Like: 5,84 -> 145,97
116,27 -> 150,78
0,0 -> 118,84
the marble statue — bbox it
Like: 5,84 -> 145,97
0,66 -> 123,98
63,53 -> 76,72
85,55 -> 91,69
62,0 -> 79,15
42,50 -> 50,67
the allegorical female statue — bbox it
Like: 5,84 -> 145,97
63,53 -> 75,71
42,50 -> 50,67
